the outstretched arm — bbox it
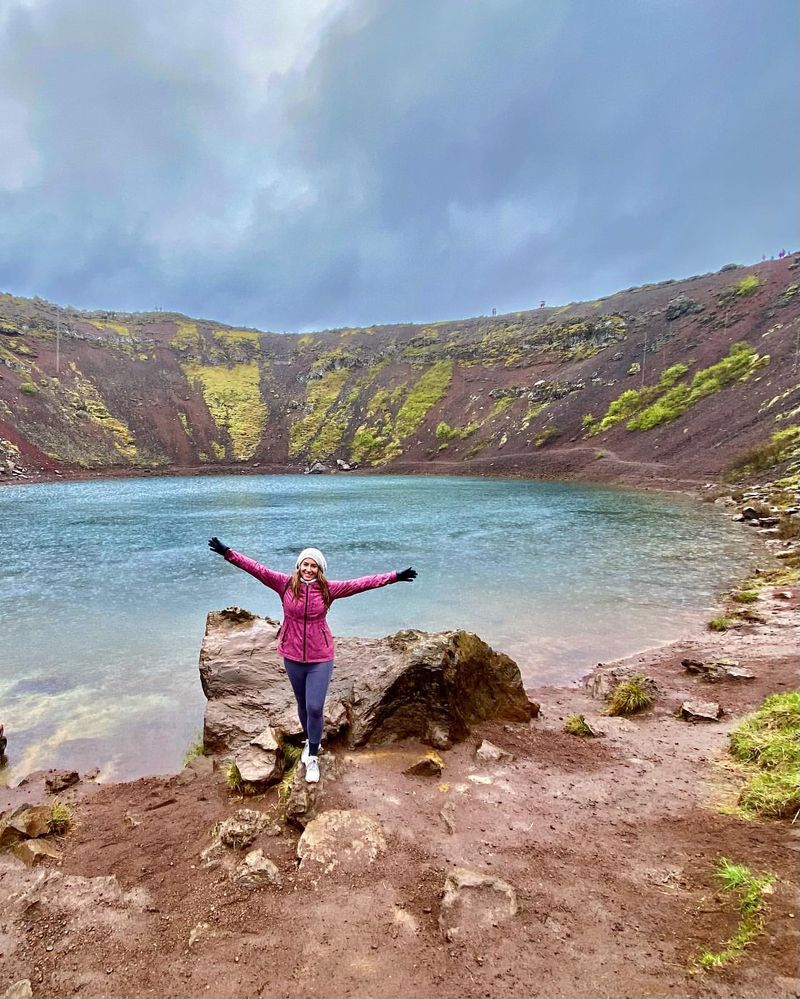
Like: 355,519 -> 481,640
208,537 -> 290,594
328,567 -> 417,600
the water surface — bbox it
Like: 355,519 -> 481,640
0,474 -> 754,781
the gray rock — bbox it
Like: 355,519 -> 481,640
2,981 -> 33,998
681,659 -> 755,682
234,743 -> 282,786
438,867 -> 518,943
679,700 -> 723,722
665,294 -> 703,321
475,740 -> 512,762
585,666 -> 658,702
297,810 -> 386,876
284,765 -> 324,829
232,849 -> 283,888
218,808 -> 271,849
200,610 -> 535,757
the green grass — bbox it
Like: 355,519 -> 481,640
564,714 -> 595,736
49,800 -> 74,835
627,344 -> 768,431
708,614 -> 734,632
183,731 -> 206,767
225,760 -> 258,797
393,360 -> 453,441
278,742 -> 303,803
727,692 -> 799,820
730,590 -> 759,604
19,381 -> 39,395
606,675 -> 654,716
587,363 -> 690,435
697,857 -> 776,969
724,426 -> 800,482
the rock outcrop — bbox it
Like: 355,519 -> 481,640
200,609 -> 536,758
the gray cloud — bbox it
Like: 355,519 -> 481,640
0,0 -> 797,331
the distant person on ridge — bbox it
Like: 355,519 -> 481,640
207,538 -> 417,783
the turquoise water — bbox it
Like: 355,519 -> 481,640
1,474 -> 754,782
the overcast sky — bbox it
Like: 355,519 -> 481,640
0,0 -> 797,332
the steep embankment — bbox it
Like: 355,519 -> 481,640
1,256 -> 798,488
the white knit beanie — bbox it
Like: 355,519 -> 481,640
296,547 -> 327,573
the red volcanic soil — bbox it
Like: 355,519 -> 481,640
1,585 -> 797,999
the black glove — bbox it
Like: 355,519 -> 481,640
396,567 -> 417,582
208,536 -> 230,557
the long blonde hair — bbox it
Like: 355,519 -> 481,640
289,568 -> 331,607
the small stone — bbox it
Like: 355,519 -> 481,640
188,923 -> 211,948
403,752 -> 444,777
232,849 -> 283,889
218,808 -> 270,849
679,700 -> 723,722
44,769 -> 80,794
475,740 -> 512,763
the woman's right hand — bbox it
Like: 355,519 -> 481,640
208,537 -> 230,557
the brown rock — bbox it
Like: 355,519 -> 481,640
200,610 -> 535,757
681,658 -> 755,682
44,769 -> 80,794
10,839 -> 62,866
475,740 -> 512,762
232,849 -> 283,888
7,804 -> 52,839
404,752 -> 444,777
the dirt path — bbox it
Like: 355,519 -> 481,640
0,591 -> 797,998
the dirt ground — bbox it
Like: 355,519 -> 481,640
1,586 -> 798,999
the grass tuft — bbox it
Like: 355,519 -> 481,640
49,800 -> 73,835
730,590 -> 759,604
564,714 -> 596,736
183,731 -> 206,767
225,760 -> 258,797
278,742 -> 303,803
697,857 -> 776,969
607,675 -> 654,716
708,614 -> 733,632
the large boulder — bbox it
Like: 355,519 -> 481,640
200,609 -> 535,756
296,810 -> 386,876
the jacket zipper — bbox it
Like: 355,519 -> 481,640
302,585 -> 309,661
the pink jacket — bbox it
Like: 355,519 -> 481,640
225,549 -> 397,663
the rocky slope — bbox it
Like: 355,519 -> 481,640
1,256 -> 798,488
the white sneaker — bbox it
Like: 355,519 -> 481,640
305,756 -> 320,784
300,740 -> 310,765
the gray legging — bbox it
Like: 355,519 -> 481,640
283,658 -> 334,753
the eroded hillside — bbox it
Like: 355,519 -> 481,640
1,257 -> 798,489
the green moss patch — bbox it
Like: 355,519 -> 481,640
725,426 -> 800,483
183,361 -> 267,461
394,361 -> 453,440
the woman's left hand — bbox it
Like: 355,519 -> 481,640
396,567 -> 417,582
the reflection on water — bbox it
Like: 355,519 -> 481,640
0,474 -> 756,782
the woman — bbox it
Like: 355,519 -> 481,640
208,537 -> 417,783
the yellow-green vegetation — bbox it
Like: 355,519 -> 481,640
65,364 -> 138,460
289,369 -> 349,458
394,361 -> 453,440
522,402 -> 548,427
708,614 -> 734,632
607,674 -> 653,716
210,441 -> 225,460
278,742 -> 303,803
170,321 -> 202,352
725,426 -> 800,482
49,800 -> 73,835
696,858 -> 776,970
722,274 -> 762,300
490,396 -> 515,417
224,760 -> 258,797
183,731 -> 206,767
730,590 -> 759,604
177,412 -> 191,436
586,363 -> 690,434
183,361 -> 267,461
564,714 -> 595,736
581,413 -> 595,428
436,420 -> 479,448
19,381 -> 38,395
590,344 -> 769,435
90,319 -> 130,337
534,425 -> 559,447
727,692 -> 799,820
213,329 -> 261,349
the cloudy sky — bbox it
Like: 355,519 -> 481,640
0,0 -> 797,332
